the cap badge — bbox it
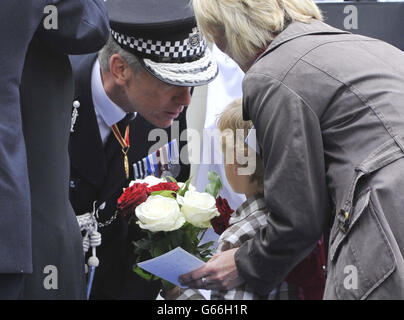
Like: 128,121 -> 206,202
188,28 -> 201,48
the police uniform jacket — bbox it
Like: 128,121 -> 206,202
16,0 -> 109,299
69,53 -> 190,299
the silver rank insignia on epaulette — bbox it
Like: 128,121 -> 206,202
70,100 -> 80,132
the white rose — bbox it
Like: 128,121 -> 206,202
129,175 -> 165,187
135,195 -> 185,232
177,191 -> 219,228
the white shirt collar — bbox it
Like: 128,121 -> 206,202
91,59 -> 135,127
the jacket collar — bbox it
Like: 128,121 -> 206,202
69,53 -> 107,189
255,19 -> 350,63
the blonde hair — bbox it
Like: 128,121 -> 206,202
217,98 -> 264,188
192,0 -> 323,66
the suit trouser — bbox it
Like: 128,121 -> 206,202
0,274 -> 24,300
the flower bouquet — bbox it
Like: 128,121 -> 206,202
116,171 -> 234,290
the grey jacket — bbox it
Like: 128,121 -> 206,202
236,19 -> 404,299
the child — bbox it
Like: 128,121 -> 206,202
167,98 -> 325,300
211,98 -> 298,299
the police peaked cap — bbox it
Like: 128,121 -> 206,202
106,0 -> 218,86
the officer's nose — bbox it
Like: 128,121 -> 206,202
174,86 -> 192,106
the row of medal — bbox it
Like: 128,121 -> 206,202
133,139 -> 180,180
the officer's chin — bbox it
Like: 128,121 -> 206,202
149,117 -> 173,129
160,119 -> 174,129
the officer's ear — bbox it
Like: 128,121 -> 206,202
109,54 -> 132,86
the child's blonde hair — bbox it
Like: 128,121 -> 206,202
217,98 -> 264,189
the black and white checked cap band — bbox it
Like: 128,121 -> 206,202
111,27 -> 218,87
111,28 -> 206,63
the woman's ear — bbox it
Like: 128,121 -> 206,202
109,54 -> 132,86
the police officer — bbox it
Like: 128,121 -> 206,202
0,0 -> 109,299
68,0 -> 218,299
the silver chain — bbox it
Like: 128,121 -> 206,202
80,201 -> 120,229
97,211 -> 119,228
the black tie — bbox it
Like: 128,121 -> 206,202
117,113 -> 133,132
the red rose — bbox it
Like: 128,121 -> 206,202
211,197 -> 234,235
117,183 -> 149,220
148,182 -> 179,194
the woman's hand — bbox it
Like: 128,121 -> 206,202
179,248 -> 244,290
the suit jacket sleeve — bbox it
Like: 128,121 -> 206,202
235,73 -> 330,294
37,0 -> 109,54
0,0 -> 53,275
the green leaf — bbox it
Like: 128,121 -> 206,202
197,240 -> 215,260
208,171 -> 222,186
180,227 -> 197,253
132,238 -> 153,258
165,176 -> 177,184
150,190 -> 176,199
205,171 -> 223,198
198,241 -> 215,251
198,228 -> 208,242
133,238 -> 152,250
166,229 -> 184,249
133,265 -> 154,281
178,178 -> 192,197
151,239 -> 169,258
193,251 -> 210,262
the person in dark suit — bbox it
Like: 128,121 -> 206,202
68,0 -> 218,299
69,53 -> 191,299
0,0 -> 109,299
